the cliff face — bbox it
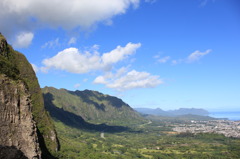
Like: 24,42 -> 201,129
0,33 -> 59,158
0,75 -> 41,158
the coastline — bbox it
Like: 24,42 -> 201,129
209,111 -> 240,121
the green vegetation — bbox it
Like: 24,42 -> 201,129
0,34 -> 58,157
42,87 -> 146,126
52,117 -> 240,159
143,114 -> 216,124
42,86 -> 240,158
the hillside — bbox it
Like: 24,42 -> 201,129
42,87 -> 146,126
0,33 -> 59,158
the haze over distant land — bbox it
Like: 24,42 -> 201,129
0,0 -> 239,112
135,108 -> 209,117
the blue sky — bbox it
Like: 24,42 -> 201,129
1,0 -> 239,111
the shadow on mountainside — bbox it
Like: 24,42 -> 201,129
0,146 -> 28,159
68,90 -> 128,111
70,90 -> 106,111
43,93 -> 129,133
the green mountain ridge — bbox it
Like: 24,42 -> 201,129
42,87 -> 146,126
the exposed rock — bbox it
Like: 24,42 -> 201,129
0,74 -> 41,158
0,33 -> 59,158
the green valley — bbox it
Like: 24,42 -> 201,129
42,86 -> 240,159
50,115 -> 240,159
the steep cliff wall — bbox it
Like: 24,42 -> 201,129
0,74 -> 41,158
0,33 -> 59,158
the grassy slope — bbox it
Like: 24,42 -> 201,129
0,34 -> 58,157
42,87 -> 146,126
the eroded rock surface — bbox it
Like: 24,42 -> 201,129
0,74 -> 41,159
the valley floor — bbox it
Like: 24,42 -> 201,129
52,119 -> 240,159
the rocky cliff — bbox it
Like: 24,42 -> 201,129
0,33 -> 59,158
0,74 -> 41,158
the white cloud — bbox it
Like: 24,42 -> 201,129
42,38 -> 60,49
68,37 -> 77,45
200,0 -> 216,7
12,32 -> 34,48
171,60 -> 179,65
171,59 -> 183,65
0,0 -> 140,43
74,83 -> 81,89
186,49 -> 212,63
83,78 -> 88,82
94,67 -> 163,91
94,76 -> 107,84
102,43 -> 141,65
145,0 -> 157,4
172,49 -> 211,64
155,56 -> 171,63
31,63 -> 38,73
41,42 -> 141,73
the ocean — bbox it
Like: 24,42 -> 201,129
209,111 -> 240,121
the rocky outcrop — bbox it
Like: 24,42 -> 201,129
0,74 -> 41,158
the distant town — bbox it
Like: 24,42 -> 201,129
173,120 -> 240,138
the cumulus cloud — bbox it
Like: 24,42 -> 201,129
172,49 -> 211,64
41,42 -> 141,73
12,32 -> 34,48
94,76 -> 107,84
102,43 -> 141,65
94,67 -> 163,91
0,0 -> 140,44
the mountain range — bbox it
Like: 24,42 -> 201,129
135,107 -> 209,117
42,87 -> 146,126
